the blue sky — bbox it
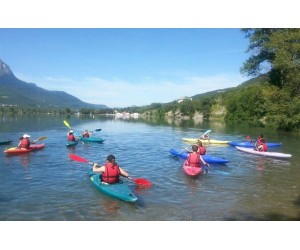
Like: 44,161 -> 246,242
0,28 -> 251,108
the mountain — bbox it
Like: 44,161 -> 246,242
0,59 -> 108,109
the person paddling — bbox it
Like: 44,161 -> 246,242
17,134 -> 35,149
256,138 -> 268,152
67,130 -> 76,141
92,154 -> 130,184
186,145 -> 209,168
186,140 -> 206,155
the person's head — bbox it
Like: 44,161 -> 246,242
259,134 -> 264,138
192,145 -> 198,152
106,154 -> 116,163
23,134 -> 30,139
69,130 -> 74,134
196,140 -> 203,146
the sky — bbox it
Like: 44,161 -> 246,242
1,1 -> 298,108
0,28 -> 251,108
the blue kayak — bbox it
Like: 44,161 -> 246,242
228,141 -> 282,147
169,149 -> 229,164
89,169 -> 138,202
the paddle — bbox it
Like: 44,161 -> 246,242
63,120 -> 72,129
69,153 -> 152,187
199,129 -> 211,140
34,136 -> 47,142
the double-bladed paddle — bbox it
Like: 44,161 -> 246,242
69,153 -> 152,187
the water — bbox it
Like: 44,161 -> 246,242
1,115 -> 300,221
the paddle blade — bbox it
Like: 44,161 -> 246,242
95,128 -> 102,132
36,136 -> 47,142
63,120 -> 71,129
69,153 -> 89,163
130,177 -> 152,187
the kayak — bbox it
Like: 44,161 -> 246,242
169,148 -> 229,164
89,169 -> 138,202
182,138 -> 230,144
0,139 -> 13,145
228,141 -> 282,147
66,140 -> 79,147
4,143 -> 45,154
182,160 -> 203,177
235,146 -> 292,159
80,137 -> 105,143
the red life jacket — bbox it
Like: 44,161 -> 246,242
82,132 -> 89,138
101,162 -> 121,184
258,143 -> 268,152
68,134 -> 75,141
19,138 -> 30,149
187,152 -> 201,168
198,146 -> 206,155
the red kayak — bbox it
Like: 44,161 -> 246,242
4,143 -> 45,154
182,160 -> 203,177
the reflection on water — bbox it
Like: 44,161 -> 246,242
1,114 -> 300,221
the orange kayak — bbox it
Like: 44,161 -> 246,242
4,143 -> 45,154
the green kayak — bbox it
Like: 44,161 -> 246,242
66,140 -> 79,147
88,169 -> 138,202
81,137 -> 105,143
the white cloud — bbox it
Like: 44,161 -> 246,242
14,72 -> 247,108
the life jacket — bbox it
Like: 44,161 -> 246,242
82,132 -> 89,138
19,138 -> 30,149
187,152 -> 201,168
68,134 -> 75,141
101,162 -> 121,184
198,146 -> 206,155
258,143 -> 268,152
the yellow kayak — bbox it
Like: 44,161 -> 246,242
182,138 -> 231,144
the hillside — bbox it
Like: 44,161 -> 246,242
0,59 -> 108,110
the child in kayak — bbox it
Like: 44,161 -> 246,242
17,134 -> 35,149
185,140 -> 206,155
92,154 -> 130,184
256,138 -> 268,152
82,129 -> 92,138
186,145 -> 209,167
67,130 -> 76,141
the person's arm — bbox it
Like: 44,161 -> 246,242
119,167 -> 129,178
92,163 -> 105,173
199,155 -> 209,166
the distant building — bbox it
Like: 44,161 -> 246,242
177,96 -> 192,103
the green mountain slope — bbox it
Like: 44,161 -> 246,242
0,59 -> 108,109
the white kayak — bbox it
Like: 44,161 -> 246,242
235,146 -> 292,159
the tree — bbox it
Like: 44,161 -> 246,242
241,28 -> 300,96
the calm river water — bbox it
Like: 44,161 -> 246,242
1,114 -> 300,221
